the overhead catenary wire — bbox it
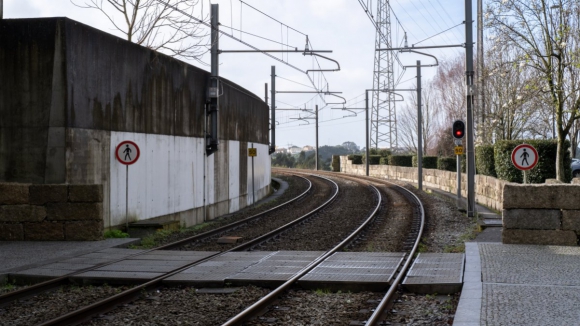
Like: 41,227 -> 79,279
220,24 -> 298,48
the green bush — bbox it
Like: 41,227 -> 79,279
412,155 -> 438,169
350,154 -> 363,164
379,157 -> 389,165
476,145 -> 496,177
367,155 -> 381,165
331,155 -> 341,172
494,139 -> 571,183
438,157 -> 457,172
389,155 -> 413,167
104,229 -> 129,238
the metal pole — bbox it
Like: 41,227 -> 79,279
457,154 -> 461,209
270,66 -> 276,154
252,143 -> 255,206
1,0 -> 3,20
125,165 -> 129,231
365,91 -> 370,176
315,105 -> 319,171
417,60 -> 423,191
477,0 -> 485,142
206,4 -> 219,155
465,0 -> 476,217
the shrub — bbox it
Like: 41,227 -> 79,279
104,229 -> 129,238
331,155 -> 341,172
389,155 -> 413,167
476,145 -> 496,177
438,157 -> 456,172
494,139 -> 571,183
350,154 -> 363,164
412,155 -> 438,169
379,157 -> 389,165
367,155 -> 381,165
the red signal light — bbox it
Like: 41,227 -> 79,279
452,120 -> 465,139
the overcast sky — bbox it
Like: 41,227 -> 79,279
5,0 -> 475,149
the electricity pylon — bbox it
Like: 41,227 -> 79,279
371,0 -> 397,150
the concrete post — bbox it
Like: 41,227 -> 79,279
465,0 -> 476,217
270,66 -> 276,154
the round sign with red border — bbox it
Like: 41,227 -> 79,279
115,140 -> 140,165
511,144 -> 538,171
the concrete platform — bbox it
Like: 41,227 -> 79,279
298,252 -> 405,292
402,253 -> 464,294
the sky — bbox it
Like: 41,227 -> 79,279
4,0 -> 475,149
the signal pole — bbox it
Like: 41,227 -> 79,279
465,0 -> 476,217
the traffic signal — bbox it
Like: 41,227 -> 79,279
452,120 -> 465,139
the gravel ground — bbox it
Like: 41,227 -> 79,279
1,173 -> 476,325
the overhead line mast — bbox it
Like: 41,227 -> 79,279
371,0 -> 397,150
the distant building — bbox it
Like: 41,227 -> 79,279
288,146 -> 302,155
302,145 -> 314,152
275,147 -> 288,154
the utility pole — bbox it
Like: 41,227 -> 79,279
1,0 -> 3,19
315,105 -> 319,171
465,0 -> 476,217
417,60 -> 423,191
206,4 -> 219,155
269,66 -> 276,154
477,0 -> 485,143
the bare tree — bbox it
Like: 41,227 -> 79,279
72,0 -> 209,60
486,0 -> 580,181
398,83 -> 441,155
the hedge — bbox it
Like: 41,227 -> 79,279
476,145 -> 496,177
331,155 -> 341,172
389,155 -> 413,167
379,157 -> 389,165
438,157 -> 456,172
349,154 -> 363,164
367,155 -> 381,165
494,139 -> 571,183
412,156 -> 438,169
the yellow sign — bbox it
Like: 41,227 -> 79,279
454,146 -> 464,155
248,148 -> 257,157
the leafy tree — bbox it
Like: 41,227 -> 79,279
271,153 -> 295,168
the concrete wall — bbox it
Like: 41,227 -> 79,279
0,18 -> 271,229
340,156 -> 506,211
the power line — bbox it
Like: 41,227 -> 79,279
220,24 -> 298,48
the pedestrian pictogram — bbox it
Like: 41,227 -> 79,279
511,144 -> 538,171
115,141 -> 140,165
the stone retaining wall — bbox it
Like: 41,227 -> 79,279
339,156 -> 506,211
502,184 -> 580,246
0,183 -> 103,241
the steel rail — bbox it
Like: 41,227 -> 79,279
222,179 -> 383,325
34,175 -> 337,326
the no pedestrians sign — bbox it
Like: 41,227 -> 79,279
115,140 -> 140,165
511,144 -> 538,171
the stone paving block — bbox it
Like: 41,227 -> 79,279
47,203 -> 103,221
29,184 -> 68,205
68,185 -> 103,202
502,209 -> 561,230
0,223 -> 24,240
502,229 -> 577,246
0,183 -> 29,204
503,183 -> 580,209
24,221 -> 64,240
0,205 -> 46,222
562,210 -> 580,231
65,220 -> 103,240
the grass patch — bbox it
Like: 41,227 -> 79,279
134,229 -> 175,249
443,224 -> 479,253
314,288 -> 331,295
104,229 -> 129,238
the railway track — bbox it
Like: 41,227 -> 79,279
0,171 -> 426,325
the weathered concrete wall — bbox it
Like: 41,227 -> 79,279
339,156 -> 506,211
502,184 -> 580,246
0,183 -> 103,240
0,18 -> 271,229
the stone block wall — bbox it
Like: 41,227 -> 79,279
339,156 -> 506,211
502,184 -> 580,246
0,183 -> 103,241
